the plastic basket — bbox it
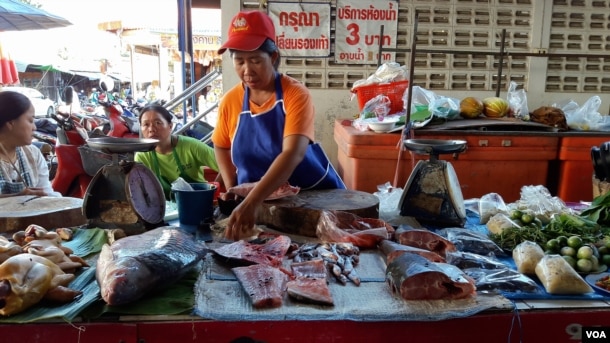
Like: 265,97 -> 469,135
352,80 -> 409,114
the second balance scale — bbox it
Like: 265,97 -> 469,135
82,137 -> 166,234
398,139 -> 468,227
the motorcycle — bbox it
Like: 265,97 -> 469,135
98,78 -> 140,139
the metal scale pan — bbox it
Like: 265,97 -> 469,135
82,137 -> 166,234
398,139 -> 468,227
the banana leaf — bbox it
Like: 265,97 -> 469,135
62,227 -> 108,257
79,268 -> 199,318
0,267 -> 100,324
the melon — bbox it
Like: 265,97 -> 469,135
459,97 -> 484,119
482,97 -> 510,118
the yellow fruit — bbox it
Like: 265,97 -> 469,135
482,97 -> 510,118
459,97 -> 484,119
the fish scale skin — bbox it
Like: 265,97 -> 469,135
96,227 -> 207,306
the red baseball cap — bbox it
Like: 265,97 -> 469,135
217,11 -> 276,54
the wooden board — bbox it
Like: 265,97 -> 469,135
420,118 -> 558,132
257,189 -> 379,237
0,196 -> 87,233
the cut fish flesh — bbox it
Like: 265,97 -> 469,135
394,225 -> 456,258
286,278 -> 334,306
378,239 -> 445,264
233,264 -> 288,308
386,252 -> 476,300
213,235 -> 291,268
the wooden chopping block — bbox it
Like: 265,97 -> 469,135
256,189 -> 379,237
0,196 -> 87,234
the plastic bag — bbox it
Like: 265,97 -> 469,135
510,185 -> 572,224
437,227 -> 506,257
316,210 -> 394,249
478,193 -> 509,224
507,81 -> 530,120
360,94 -> 391,121
445,251 -> 507,270
429,96 -> 461,120
512,240 -> 544,274
350,62 -> 408,92
463,267 -> 541,293
171,177 -> 194,191
374,182 -> 403,222
554,96 -> 605,131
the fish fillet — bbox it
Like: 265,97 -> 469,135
228,181 -> 300,200
96,226 -> 207,306
286,278 -> 333,306
232,264 -> 288,308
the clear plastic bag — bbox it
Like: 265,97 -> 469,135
171,177 -> 194,191
478,193 -> 509,224
316,210 -> 394,249
510,185 -> 572,224
507,81 -> 530,120
445,251 -> 507,270
437,227 -> 506,257
554,96 -> 605,131
463,267 -> 541,293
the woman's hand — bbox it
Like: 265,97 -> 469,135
224,199 -> 258,241
19,187 -> 47,196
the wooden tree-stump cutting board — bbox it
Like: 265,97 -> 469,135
257,189 -> 379,237
0,196 -> 87,234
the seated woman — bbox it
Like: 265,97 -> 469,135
0,91 -> 61,197
134,104 -> 220,199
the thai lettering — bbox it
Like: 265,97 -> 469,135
364,34 -> 392,46
278,11 -> 320,32
337,3 -> 397,21
276,33 -> 330,50
339,48 -> 365,61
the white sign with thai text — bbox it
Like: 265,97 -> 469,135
335,0 -> 399,64
268,2 -> 332,57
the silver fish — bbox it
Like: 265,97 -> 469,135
96,226 -> 207,306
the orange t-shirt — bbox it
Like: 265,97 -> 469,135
212,74 -> 315,149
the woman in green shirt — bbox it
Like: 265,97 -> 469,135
135,104 -> 219,199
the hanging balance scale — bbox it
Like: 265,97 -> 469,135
82,137 -> 166,235
398,139 -> 468,227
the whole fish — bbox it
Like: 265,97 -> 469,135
96,226 -> 207,306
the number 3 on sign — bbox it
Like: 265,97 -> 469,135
346,23 -> 360,45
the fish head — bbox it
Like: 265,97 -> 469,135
98,256 -> 153,306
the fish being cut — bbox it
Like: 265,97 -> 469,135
386,252 -> 476,300
378,239 -> 445,264
213,235 -> 291,268
233,264 -> 288,308
0,254 -> 81,316
96,226 -> 207,306
394,225 -> 456,258
228,181 -> 300,200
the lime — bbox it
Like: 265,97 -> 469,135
577,246 -> 594,260
605,240 -> 610,250
521,213 -> 534,225
591,255 -> 600,271
599,246 -> 609,255
557,236 -> 568,247
510,209 -> 523,220
562,255 -> 576,268
560,246 -> 576,257
567,236 -> 583,249
576,258 -> 593,273
545,239 -> 560,253
602,254 -> 610,266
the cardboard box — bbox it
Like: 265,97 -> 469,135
334,119 -> 559,202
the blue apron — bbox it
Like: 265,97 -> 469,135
232,74 -> 345,190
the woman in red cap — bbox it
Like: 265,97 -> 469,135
213,10 -> 344,240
